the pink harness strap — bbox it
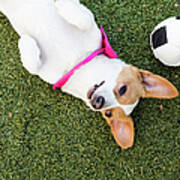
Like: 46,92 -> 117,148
53,26 -> 118,90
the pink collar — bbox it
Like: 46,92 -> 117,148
53,26 -> 118,90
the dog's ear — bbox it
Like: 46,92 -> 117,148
140,70 -> 178,99
110,117 -> 134,149
101,108 -> 134,149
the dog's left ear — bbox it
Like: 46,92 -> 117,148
101,108 -> 134,149
110,117 -> 134,149
140,70 -> 178,99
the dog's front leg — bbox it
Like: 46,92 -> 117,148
55,0 -> 94,31
18,35 -> 42,75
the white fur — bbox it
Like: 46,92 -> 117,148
0,0 -> 139,114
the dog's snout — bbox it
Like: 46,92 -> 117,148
91,96 -> 105,109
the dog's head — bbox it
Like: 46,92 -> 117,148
98,66 -> 178,149
87,65 -> 178,112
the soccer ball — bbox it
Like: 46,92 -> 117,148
150,17 -> 180,66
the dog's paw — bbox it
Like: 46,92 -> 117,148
18,35 -> 42,74
55,0 -> 94,31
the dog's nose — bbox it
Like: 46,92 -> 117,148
91,96 -> 105,109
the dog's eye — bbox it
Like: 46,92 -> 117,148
119,85 -> 127,96
105,110 -> 112,117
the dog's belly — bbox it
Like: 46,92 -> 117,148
6,0 -> 101,83
36,26 -> 101,84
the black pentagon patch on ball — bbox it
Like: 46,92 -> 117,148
176,16 -> 180,20
152,26 -> 168,49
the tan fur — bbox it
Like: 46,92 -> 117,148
102,66 -> 178,149
114,66 -> 178,105
101,107 -> 134,149
114,66 -> 143,105
139,70 -> 179,98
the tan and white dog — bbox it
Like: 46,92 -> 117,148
0,0 -> 178,149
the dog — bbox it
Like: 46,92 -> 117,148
0,0 -> 178,149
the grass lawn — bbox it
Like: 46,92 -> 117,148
0,0 -> 179,179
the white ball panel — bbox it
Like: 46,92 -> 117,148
153,43 -> 180,66
150,17 -> 180,66
166,18 -> 180,48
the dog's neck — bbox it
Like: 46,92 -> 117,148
61,55 -> 128,108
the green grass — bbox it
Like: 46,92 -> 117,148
0,0 -> 180,179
